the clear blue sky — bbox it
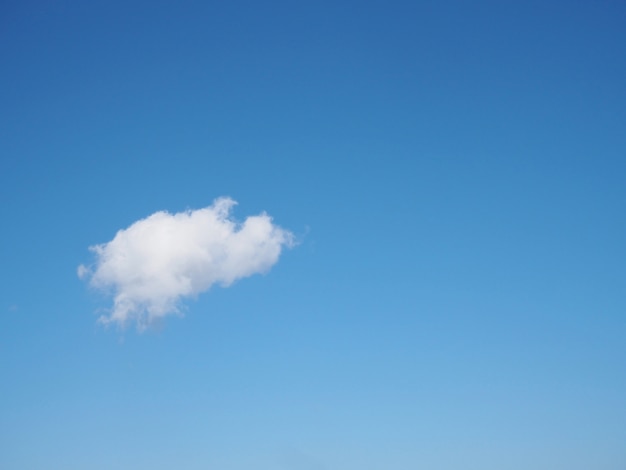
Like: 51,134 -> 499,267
1,1 -> 625,468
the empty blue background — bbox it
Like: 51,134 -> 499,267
1,1 -> 625,468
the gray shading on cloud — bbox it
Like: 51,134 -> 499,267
78,197 -> 294,330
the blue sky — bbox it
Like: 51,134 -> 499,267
1,0 -> 625,468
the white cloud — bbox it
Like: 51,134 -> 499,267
79,197 -> 294,329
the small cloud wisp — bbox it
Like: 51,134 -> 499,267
79,197 -> 293,329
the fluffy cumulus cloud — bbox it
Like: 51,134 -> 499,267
79,198 -> 294,329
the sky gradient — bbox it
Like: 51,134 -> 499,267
1,1 -> 626,469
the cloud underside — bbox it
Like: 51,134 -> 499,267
79,198 -> 293,329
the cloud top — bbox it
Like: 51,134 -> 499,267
79,197 -> 293,329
